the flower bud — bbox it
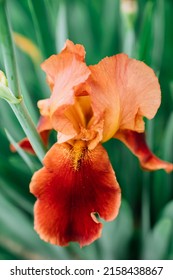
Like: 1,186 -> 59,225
120,0 -> 138,15
120,0 -> 138,27
0,70 -> 8,86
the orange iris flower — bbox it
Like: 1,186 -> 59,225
16,40 -> 173,247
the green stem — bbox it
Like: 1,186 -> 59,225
11,101 -> 46,162
5,129 -> 36,173
0,0 -> 19,98
0,0 -> 46,162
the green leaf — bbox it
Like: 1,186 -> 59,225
151,112 -> 173,219
28,0 -> 56,58
98,200 -> 133,259
136,1 -> 153,62
55,1 -> 68,52
142,217 -> 172,259
162,112 -> 173,162
5,129 -> 36,172
0,193 -> 70,259
162,201 -> 173,220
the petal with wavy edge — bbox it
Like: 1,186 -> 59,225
115,130 -> 173,173
41,40 -> 86,90
61,39 -> 86,61
88,54 -> 161,142
30,142 -> 121,247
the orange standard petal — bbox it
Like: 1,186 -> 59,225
61,39 -> 86,61
39,40 -> 104,149
115,130 -> 173,173
39,53 -> 91,139
30,142 -> 121,247
88,54 -> 161,142
41,40 -> 86,90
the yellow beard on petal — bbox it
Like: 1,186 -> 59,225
71,140 -> 87,171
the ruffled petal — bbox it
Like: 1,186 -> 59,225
115,54 -> 161,130
88,57 -> 120,142
50,55 -> 90,113
88,54 -> 161,142
61,39 -> 86,61
30,142 -> 121,247
41,40 -> 86,90
41,55 -> 90,141
115,130 -> 173,173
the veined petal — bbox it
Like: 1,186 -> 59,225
88,54 -> 161,142
88,57 -> 120,142
41,40 -> 86,89
115,54 -> 161,131
39,51 -> 91,143
50,55 -> 90,113
46,55 -> 91,139
115,130 -> 173,173
30,142 -> 121,247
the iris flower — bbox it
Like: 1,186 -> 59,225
16,40 -> 173,247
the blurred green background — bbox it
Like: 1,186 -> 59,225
0,0 -> 173,260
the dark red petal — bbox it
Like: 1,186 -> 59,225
30,143 -> 121,247
115,130 -> 173,173
10,131 -> 50,154
10,137 -> 35,154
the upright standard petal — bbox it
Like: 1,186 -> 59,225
115,130 -> 173,173
88,54 -> 161,142
114,54 -> 161,131
41,40 -> 86,89
30,142 -> 121,247
61,39 -> 86,61
40,53 -> 91,138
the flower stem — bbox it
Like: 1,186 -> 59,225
5,129 -> 36,173
0,0 -> 46,163
0,0 -> 19,98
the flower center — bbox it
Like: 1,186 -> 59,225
64,95 -> 93,132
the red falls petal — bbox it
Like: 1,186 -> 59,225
10,130 -> 50,154
30,143 -> 121,247
10,137 -> 36,154
115,130 -> 173,173
10,116 -> 52,154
